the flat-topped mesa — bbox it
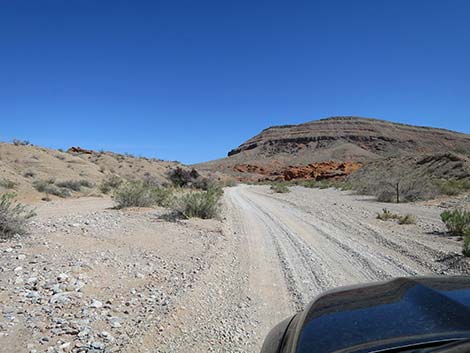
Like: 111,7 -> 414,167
195,116 -> 470,182
227,116 -> 470,161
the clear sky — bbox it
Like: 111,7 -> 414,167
1,1 -> 469,164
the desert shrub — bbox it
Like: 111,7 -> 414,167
376,208 -> 399,221
174,187 -> 222,219
441,209 -> 470,236
271,183 -> 290,193
23,170 -> 36,178
463,236 -> 470,257
168,167 -> 200,187
398,214 -> 416,225
299,180 -> 317,188
55,154 -> 66,160
32,180 -> 70,198
377,209 -> 416,224
100,175 -> 123,194
0,193 -> 36,239
167,167 -> 218,190
151,187 -> 174,207
56,179 -> 93,191
12,139 -> 31,146
113,181 -> 173,208
142,174 -> 162,187
55,180 -> 82,191
192,177 -> 215,191
78,179 -> 94,188
0,178 -> 17,189
114,182 -> 154,208
338,181 -> 353,191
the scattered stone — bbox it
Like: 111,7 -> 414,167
90,299 -> 103,308
57,273 -> 69,282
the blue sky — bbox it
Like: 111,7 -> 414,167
1,1 -> 469,164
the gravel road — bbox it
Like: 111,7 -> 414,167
1,186 -> 469,353
152,185 -> 469,353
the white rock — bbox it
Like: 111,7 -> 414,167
108,317 -> 121,328
26,277 -> 38,285
57,273 -> 69,282
58,342 -> 71,350
91,341 -> 104,349
90,299 -> 103,308
49,292 -> 73,304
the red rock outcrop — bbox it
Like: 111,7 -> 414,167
283,161 -> 363,181
232,161 -> 363,182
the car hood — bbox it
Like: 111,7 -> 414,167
294,276 -> 470,353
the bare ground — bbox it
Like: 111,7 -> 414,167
1,186 -> 469,353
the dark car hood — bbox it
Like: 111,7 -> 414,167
295,276 -> 470,353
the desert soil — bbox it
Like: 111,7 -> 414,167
1,185 -> 469,353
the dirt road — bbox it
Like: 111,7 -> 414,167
1,186 -> 468,353
153,185 -> 469,352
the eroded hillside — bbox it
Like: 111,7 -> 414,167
0,143 -> 180,201
196,116 -> 470,182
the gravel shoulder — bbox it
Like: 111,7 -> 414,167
1,187 -> 469,353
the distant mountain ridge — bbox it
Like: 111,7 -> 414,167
196,116 -> 470,181
228,116 -> 469,160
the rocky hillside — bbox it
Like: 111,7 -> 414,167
197,117 -> 470,181
0,143 -> 180,201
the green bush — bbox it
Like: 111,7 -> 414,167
376,208 -> 399,221
100,175 -> 123,194
376,209 -> 416,224
0,193 -> 36,239
441,209 -> 470,236
78,179 -> 94,188
113,181 -> 173,208
56,179 -> 93,191
463,236 -> 470,257
32,180 -> 70,198
398,214 -> 416,225
175,187 -> 222,219
55,180 -> 81,191
271,184 -> 290,193
0,178 -> 17,189
167,167 -> 215,190
168,167 -> 199,187
12,139 -> 31,146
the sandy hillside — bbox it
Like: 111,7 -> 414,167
0,143 -> 181,202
